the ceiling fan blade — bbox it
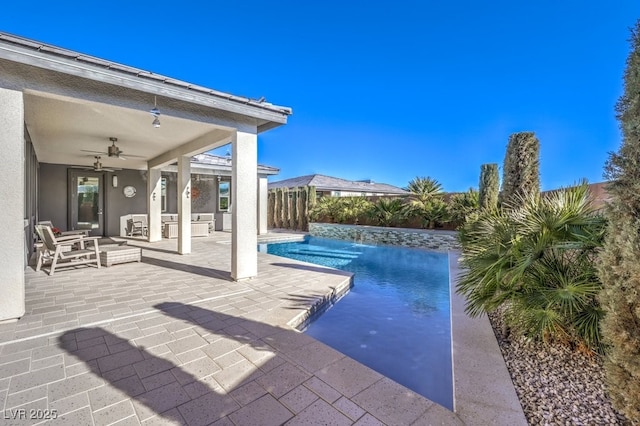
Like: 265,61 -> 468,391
118,152 -> 145,159
81,149 -> 107,154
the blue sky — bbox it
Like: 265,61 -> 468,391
2,1 -> 639,191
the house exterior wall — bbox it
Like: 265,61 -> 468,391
39,164 -> 148,236
0,87 -> 25,321
38,165 -> 267,237
257,176 -> 268,235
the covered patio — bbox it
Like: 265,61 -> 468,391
0,32 -> 290,322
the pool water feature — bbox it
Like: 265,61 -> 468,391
262,236 -> 453,410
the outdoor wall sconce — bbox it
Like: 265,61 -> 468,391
112,175 -> 118,188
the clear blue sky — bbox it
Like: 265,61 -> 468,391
2,1 -> 638,191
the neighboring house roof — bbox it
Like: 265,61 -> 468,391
268,174 -> 408,195
162,153 -> 280,176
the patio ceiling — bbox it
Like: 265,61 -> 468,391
24,90 -> 227,171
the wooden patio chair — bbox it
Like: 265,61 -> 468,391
126,218 -> 148,237
34,225 -> 101,275
37,220 -> 88,237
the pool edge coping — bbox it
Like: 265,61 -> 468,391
266,237 -> 527,424
449,250 -> 528,425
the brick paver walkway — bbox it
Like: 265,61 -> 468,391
0,232 -> 462,425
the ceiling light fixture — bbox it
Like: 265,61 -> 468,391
150,96 -> 161,128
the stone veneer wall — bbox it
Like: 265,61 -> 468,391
308,223 -> 460,251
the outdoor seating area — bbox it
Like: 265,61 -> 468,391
163,221 -> 210,238
34,224 -> 101,276
120,214 -> 215,238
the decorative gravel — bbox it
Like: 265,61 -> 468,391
488,312 -> 629,425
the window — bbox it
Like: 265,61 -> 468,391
218,181 -> 230,211
161,177 -> 167,212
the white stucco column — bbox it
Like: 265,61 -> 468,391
257,176 -> 268,235
231,130 -> 258,280
0,88 -> 25,321
177,155 -> 191,254
147,168 -> 162,242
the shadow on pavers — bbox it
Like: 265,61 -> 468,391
57,303 -> 314,424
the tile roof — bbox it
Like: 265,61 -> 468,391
268,174 -> 408,195
0,32 -> 292,116
189,153 -> 279,175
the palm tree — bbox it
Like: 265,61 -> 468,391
369,198 -> 405,227
309,196 -> 340,223
404,176 -> 443,199
447,188 -> 479,228
338,197 -> 372,224
457,182 -> 606,351
403,177 -> 446,228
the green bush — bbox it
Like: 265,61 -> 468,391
404,176 -> 447,228
596,18 -> 640,423
499,132 -> 540,207
309,196 -> 372,225
369,198 -> 405,227
447,188 -> 479,229
478,163 -> 499,210
458,183 -> 606,351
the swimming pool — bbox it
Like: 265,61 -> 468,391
262,236 -> 453,410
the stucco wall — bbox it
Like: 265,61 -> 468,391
39,165 -> 226,236
0,87 -> 25,320
39,164 -> 147,236
309,223 -> 460,251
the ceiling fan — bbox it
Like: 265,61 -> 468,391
81,137 -> 144,160
71,156 -> 121,172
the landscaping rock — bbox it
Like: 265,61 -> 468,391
488,312 -> 629,425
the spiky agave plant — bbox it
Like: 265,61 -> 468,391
458,182 -> 606,351
403,176 -> 446,228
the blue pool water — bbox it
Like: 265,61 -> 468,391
262,236 -> 453,410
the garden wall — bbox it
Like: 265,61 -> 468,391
309,223 -> 459,251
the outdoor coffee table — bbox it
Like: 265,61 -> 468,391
99,245 -> 142,267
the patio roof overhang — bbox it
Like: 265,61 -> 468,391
0,32 -> 292,321
0,32 -> 292,170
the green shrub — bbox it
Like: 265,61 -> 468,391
369,198 -> 405,227
499,132 -> 540,207
596,18 -> 640,423
478,163 -> 499,210
458,183 -> 606,351
309,196 -> 372,225
447,188 -> 479,229
404,176 -> 446,228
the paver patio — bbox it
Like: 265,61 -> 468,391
0,231 -> 524,425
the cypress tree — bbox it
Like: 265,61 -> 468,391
274,188 -> 281,228
307,186 -> 317,225
290,190 -> 298,229
597,19 -> 640,424
297,188 -> 305,231
282,187 -> 289,229
478,163 -> 499,209
498,132 -> 540,206
267,191 -> 275,228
